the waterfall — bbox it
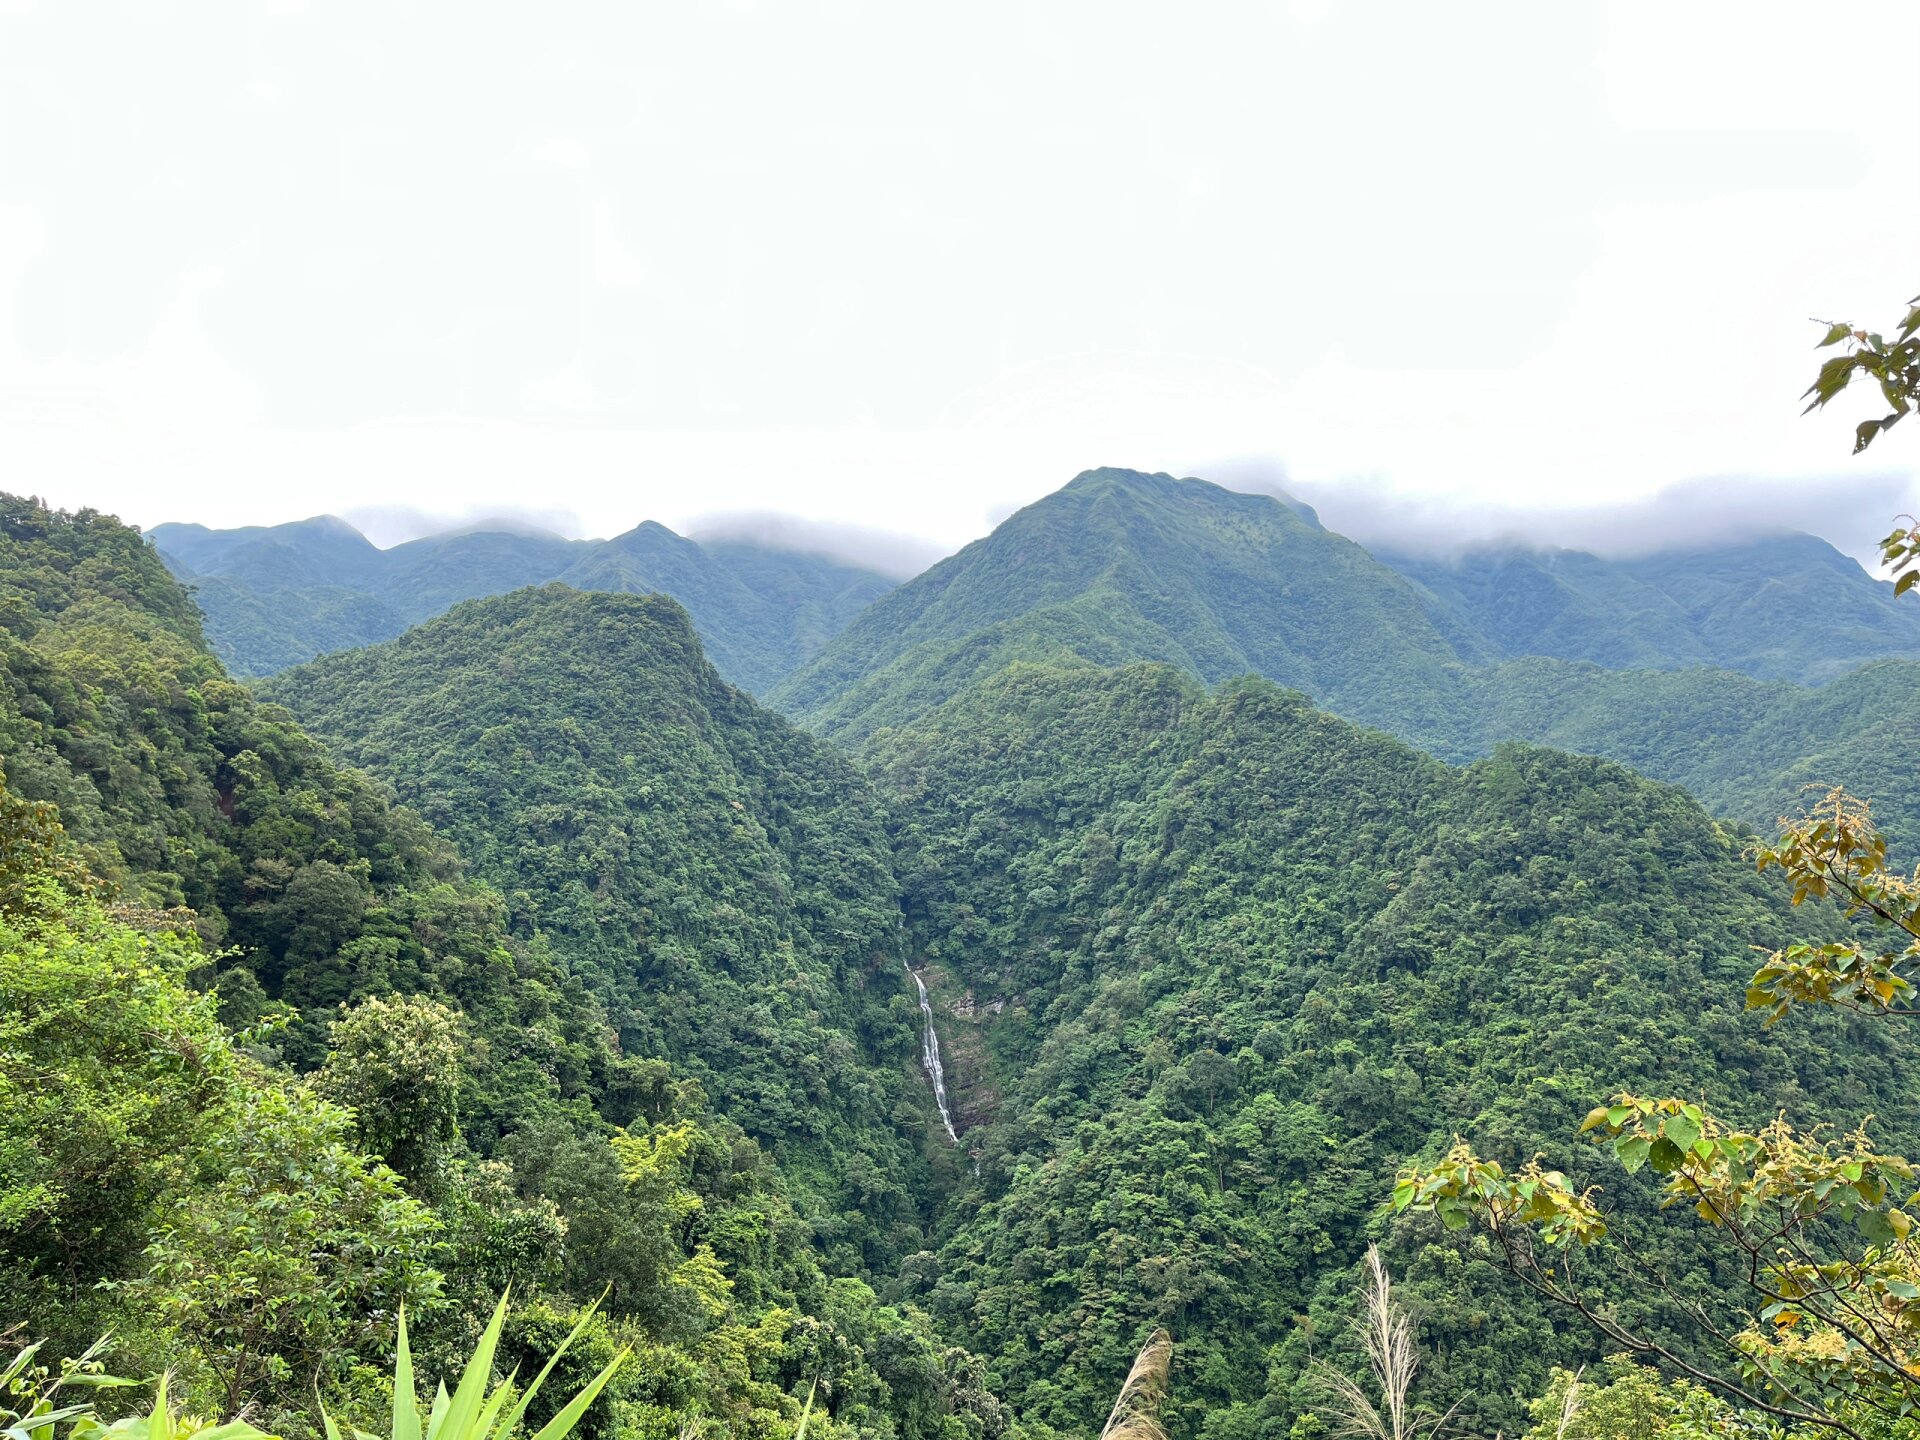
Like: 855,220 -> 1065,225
908,963 -> 961,1145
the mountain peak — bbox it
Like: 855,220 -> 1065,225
770,465 -> 1467,740
1058,466 -> 1323,528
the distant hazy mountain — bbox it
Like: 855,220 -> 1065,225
1384,532 -> 1920,683
146,515 -> 894,689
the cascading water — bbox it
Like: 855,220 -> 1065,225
907,963 -> 961,1146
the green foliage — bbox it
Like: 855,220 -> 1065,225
314,995 -> 468,1189
1881,521 -> 1920,601
0,497 -> 986,1440
1519,1359 -> 1746,1440
1,1333 -> 141,1440
131,1083 -> 444,1419
319,1296 -> 627,1440
1747,789 -> 1919,1019
1803,298 -> 1920,453
0,772 -> 443,1427
0,835 -> 239,1338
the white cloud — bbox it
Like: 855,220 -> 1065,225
0,0 -> 1913,555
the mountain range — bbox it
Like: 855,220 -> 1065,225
148,515 -> 895,690
18,468 -> 1920,1438
768,468 -> 1920,851
256,535 -> 1918,1436
152,471 -> 1920,707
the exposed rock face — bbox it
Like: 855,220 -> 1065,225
913,966 -> 1009,1134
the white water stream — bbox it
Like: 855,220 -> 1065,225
908,964 -> 961,1145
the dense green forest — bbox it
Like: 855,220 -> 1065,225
0,496 -> 998,1440
861,663 -> 1912,1438
11,477 -> 1920,1440
150,515 -> 893,688
260,584 -> 962,1235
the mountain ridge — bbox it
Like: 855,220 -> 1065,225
147,512 -> 895,688
767,467 -> 1920,853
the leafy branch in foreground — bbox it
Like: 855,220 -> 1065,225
1394,1097 -> 1920,1436
1803,297 -> 1920,455
1392,778 -> 1920,1436
1747,788 -> 1920,1021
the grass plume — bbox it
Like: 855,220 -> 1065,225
1309,1246 -> 1456,1440
1099,1329 -> 1174,1440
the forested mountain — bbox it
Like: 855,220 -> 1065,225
0,496 -> 998,1440
549,523 -> 894,692
768,468 -> 1486,744
148,514 -> 894,689
261,585 -> 961,1234
1402,656 -> 1920,861
1384,532 -> 1920,683
772,468 -> 1920,851
866,663 -> 1915,1437
260,580 -> 1920,1435
15,484 -> 1920,1440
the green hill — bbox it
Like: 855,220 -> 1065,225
0,496 -> 602,1076
261,585 -> 956,1248
0,495 -> 995,1440
769,467 -> 1485,744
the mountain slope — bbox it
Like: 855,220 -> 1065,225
771,467 -> 1920,854
0,496 -> 600,1068
148,514 -> 895,690
868,662 -> 1916,1436
770,467 -> 1486,742
262,586 -> 955,1260
553,523 -> 894,692
1386,532 -> 1920,683
3,494 -> 1004,1440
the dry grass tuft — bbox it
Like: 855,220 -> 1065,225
1100,1329 -> 1174,1440
1308,1246 -> 1457,1440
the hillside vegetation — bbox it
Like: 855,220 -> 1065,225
865,662 -> 1911,1436
0,496 -> 997,1440
13,481 -> 1920,1440
262,585 -> 959,1240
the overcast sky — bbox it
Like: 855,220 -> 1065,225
2,1 -> 1916,568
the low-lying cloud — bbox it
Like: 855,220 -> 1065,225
685,510 -> 947,580
1191,455 -> 1918,566
340,503 -> 589,548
